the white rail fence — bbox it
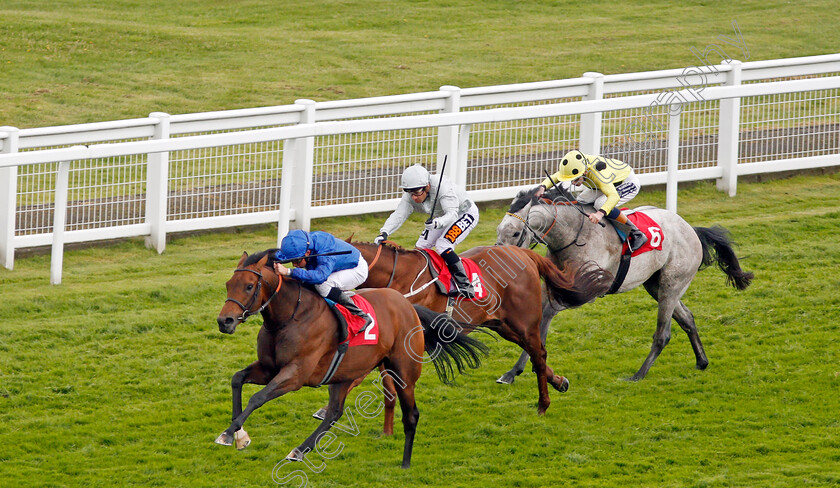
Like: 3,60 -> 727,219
1,54 -> 839,283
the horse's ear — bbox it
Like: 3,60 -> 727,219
345,232 -> 355,243
257,254 -> 269,268
237,252 -> 248,267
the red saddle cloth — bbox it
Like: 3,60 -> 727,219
420,248 -> 489,300
621,210 -> 665,257
334,295 -> 379,347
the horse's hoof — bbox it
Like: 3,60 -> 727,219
552,375 -> 569,393
286,447 -> 305,462
234,429 -> 251,450
696,361 -> 709,371
312,407 -> 327,420
214,432 -> 234,446
496,373 -> 515,385
622,375 -> 642,382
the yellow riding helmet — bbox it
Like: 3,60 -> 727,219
556,150 -> 589,181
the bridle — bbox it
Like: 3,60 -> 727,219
504,210 -> 548,249
225,267 -> 302,323
511,197 -> 588,253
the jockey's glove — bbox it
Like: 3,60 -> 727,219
424,219 -> 443,231
374,232 -> 388,245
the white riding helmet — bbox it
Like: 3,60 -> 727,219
399,164 -> 430,190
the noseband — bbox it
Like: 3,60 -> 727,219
225,267 -> 301,323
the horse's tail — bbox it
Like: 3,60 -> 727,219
521,248 -> 612,308
413,305 -> 489,385
694,226 -> 754,290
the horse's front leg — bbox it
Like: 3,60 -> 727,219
215,363 -> 305,448
215,361 -> 274,449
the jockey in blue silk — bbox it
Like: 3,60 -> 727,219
536,150 -> 649,252
375,164 -> 480,299
273,230 -> 372,351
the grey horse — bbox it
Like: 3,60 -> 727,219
495,186 -> 753,381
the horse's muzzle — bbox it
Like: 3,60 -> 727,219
217,315 -> 239,334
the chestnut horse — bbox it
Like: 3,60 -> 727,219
352,243 -> 611,416
215,250 -> 488,469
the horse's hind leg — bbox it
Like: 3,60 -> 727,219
382,356 -> 421,469
673,301 -> 708,370
642,278 -> 708,372
495,324 -> 554,414
381,371 -> 397,436
497,298 -> 559,385
394,381 -> 419,469
288,381 -> 354,461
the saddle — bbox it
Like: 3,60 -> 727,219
604,208 -> 664,294
326,294 -> 379,346
611,208 -> 663,257
417,248 -> 488,300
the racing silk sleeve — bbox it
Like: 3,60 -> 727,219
290,254 -> 337,284
380,194 -> 415,237
540,169 -> 567,190
432,177 -> 461,229
593,178 -> 621,213
589,156 -> 632,213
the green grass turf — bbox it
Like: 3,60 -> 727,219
2,0 -> 839,129
1,173 -> 839,487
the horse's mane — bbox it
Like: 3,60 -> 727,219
243,248 -> 280,267
508,188 -> 540,213
508,184 -> 578,213
348,240 -> 411,253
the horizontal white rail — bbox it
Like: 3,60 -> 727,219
1,53 -> 838,283
2,75 -> 838,169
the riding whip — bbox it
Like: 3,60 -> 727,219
426,154 -> 448,225
275,250 -> 352,265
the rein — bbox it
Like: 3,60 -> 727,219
370,242 -> 399,288
505,211 -> 548,249
225,267 -> 302,323
526,198 -> 587,253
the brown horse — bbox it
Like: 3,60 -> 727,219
352,242 -> 612,415
215,250 -> 488,469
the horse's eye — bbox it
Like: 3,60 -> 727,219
246,284 -> 254,291
513,232 -> 520,238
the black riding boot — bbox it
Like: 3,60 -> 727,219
327,287 -> 372,345
441,249 -> 476,299
627,222 -> 648,253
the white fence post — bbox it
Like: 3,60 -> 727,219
580,72 -> 605,154
438,86 -> 462,182
666,107 -> 682,213
288,99 -> 316,231
457,123 -> 472,188
145,112 -> 170,254
717,60 -> 742,196
277,138 -> 296,246
51,159 -> 72,285
0,126 -> 19,270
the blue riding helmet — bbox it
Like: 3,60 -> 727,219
276,230 -> 311,261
